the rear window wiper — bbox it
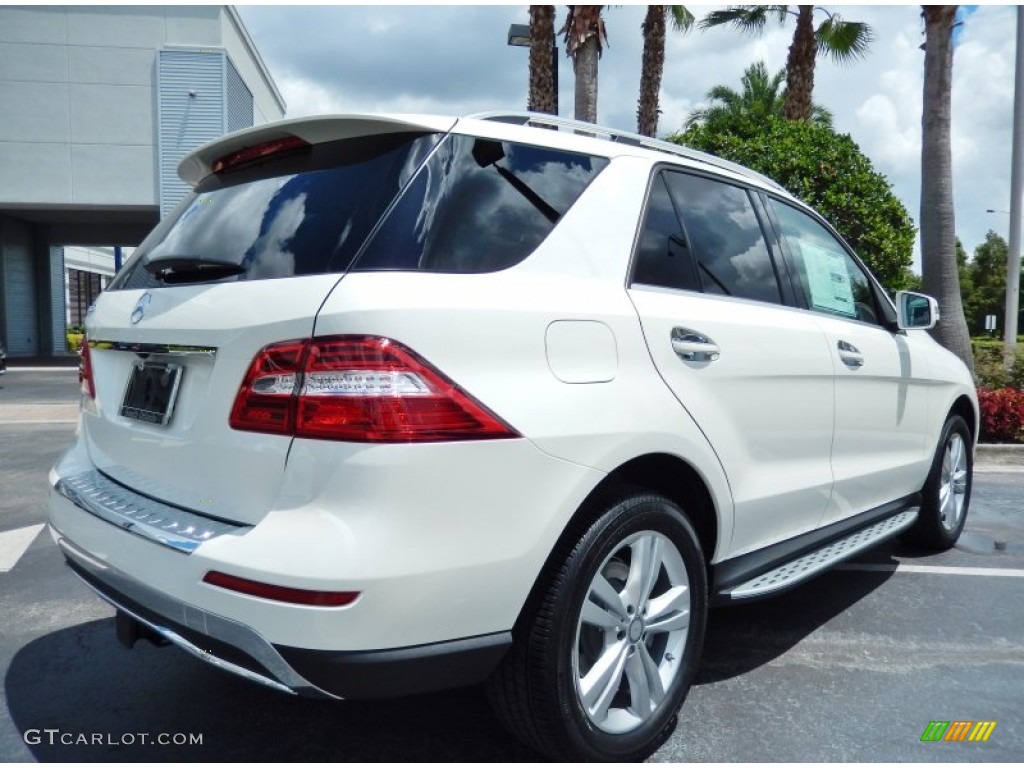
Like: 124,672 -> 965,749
144,256 -> 246,285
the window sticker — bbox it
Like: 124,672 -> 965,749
800,242 -> 856,317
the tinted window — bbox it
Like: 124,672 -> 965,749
770,200 -> 881,325
353,135 -> 608,273
111,133 -> 439,290
631,173 -> 700,291
664,173 -> 781,304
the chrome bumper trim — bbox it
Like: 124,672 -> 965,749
57,535 -> 339,700
55,470 -> 247,554
89,340 -> 217,357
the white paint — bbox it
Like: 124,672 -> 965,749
839,562 -> 1024,578
0,524 -> 44,573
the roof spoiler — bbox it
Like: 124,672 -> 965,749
177,114 -> 457,186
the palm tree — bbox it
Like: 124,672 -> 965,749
637,6 -> 694,137
528,6 -> 557,115
561,6 -> 607,123
683,60 -> 833,133
920,5 -> 973,373
700,5 -> 872,122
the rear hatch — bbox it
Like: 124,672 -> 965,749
80,116 -> 453,526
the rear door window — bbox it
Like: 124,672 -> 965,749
352,135 -> 608,273
663,173 -> 783,304
631,172 -> 701,292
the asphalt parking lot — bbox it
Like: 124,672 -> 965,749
1,368 -> 1021,761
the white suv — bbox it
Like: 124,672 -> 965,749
48,112 -> 977,760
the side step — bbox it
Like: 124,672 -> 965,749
720,508 -> 919,601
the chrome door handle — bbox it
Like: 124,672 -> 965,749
837,340 -> 864,368
671,327 -> 720,362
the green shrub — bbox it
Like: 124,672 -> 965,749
66,332 -> 84,352
972,343 -> 1024,390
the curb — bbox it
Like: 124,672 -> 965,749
975,443 -> 1024,469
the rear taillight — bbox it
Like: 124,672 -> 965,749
228,339 -> 306,434
230,336 -> 519,443
79,337 -> 95,399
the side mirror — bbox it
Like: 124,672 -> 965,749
895,291 -> 940,330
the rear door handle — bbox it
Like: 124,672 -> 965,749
671,327 -> 720,362
837,340 -> 864,368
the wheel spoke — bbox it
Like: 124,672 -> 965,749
950,435 -> 965,474
624,534 -> 663,610
939,486 -> 953,523
582,595 -> 623,630
625,651 -> 651,718
952,468 -> 969,494
644,585 -> 690,634
589,574 -> 628,622
580,640 -> 629,721
638,643 -> 665,706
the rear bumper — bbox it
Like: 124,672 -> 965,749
57,532 -> 511,699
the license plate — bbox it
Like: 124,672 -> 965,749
120,362 -> 183,426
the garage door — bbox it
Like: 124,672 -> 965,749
3,244 -> 39,356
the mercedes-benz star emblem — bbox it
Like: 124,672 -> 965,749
131,292 -> 152,325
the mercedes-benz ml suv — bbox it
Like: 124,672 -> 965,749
48,112 -> 977,761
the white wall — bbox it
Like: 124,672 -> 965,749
0,5 -> 283,209
220,6 -> 286,125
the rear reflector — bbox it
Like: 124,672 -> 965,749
203,571 -> 359,607
79,337 -> 95,399
230,336 -> 519,443
212,136 -> 310,175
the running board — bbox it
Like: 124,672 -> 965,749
720,508 -> 919,601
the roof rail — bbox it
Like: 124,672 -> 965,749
466,111 -> 787,194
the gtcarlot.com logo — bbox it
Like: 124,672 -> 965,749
920,721 -> 997,743
23,730 -> 203,747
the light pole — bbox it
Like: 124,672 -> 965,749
1004,6 -> 1024,365
507,23 -> 558,115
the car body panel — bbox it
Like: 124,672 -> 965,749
47,111 -> 979,705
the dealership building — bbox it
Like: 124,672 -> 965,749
0,5 -> 285,358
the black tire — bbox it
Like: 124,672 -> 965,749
487,488 -> 708,761
904,414 -> 973,550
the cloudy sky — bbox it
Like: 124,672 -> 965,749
237,3 -> 1018,268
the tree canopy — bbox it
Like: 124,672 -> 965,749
963,230 -> 1009,336
669,117 -> 915,292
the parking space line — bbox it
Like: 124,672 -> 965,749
0,419 -> 78,424
839,562 -> 1024,578
0,524 -> 45,573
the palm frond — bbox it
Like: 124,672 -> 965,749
668,5 -> 695,32
683,107 -> 710,129
816,16 -> 873,65
700,5 -> 789,33
809,103 -> 834,128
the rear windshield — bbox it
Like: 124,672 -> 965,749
111,132 -> 438,290
111,131 -> 608,290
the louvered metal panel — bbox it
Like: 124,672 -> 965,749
157,49 -> 226,217
3,243 -> 39,356
226,57 -> 254,133
49,246 -> 67,354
